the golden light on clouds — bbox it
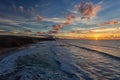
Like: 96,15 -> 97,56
92,34 -> 100,40
75,2 -> 101,19
54,31 -> 120,40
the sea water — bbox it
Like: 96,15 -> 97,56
0,40 -> 120,80
54,39 -> 120,80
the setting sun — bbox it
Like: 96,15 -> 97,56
93,34 -> 100,40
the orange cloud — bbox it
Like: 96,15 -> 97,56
64,15 -> 75,25
51,14 -> 76,33
37,15 -> 43,21
52,24 -> 63,33
103,20 -> 118,25
75,2 -> 101,19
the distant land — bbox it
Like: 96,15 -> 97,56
0,34 -> 54,48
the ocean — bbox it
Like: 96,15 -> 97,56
0,40 -> 120,80
54,39 -> 120,80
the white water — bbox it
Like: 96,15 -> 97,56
0,41 -> 71,80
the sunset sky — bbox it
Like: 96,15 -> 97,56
0,0 -> 120,33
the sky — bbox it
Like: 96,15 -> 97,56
0,0 -> 120,33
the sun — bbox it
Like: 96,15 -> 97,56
93,34 -> 100,40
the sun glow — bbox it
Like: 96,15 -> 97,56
93,34 -> 100,40
55,32 -> 120,40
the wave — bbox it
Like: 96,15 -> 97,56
51,44 -> 94,80
58,39 -> 120,61
53,40 -> 120,80
74,40 -> 120,50
0,41 -> 73,80
67,43 -> 120,61
0,40 -> 120,80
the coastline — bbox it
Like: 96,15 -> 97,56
0,36 -> 120,80
0,35 -> 55,60
0,38 -> 74,80
0,35 -> 55,48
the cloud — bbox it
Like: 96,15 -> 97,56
12,4 -> 17,11
71,28 -> 86,33
73,28 -> 86,31
19,6 -> 24,12
41,16 -> 79,26
63,14 -> 75,25
89,27 -> 118,32
0,18 -> 19,25
44,17 -> 65,23
52,24 -> 63,33
102,20 -> 119,25
75,2 -> 101,19
51,15 -> 76,33
37,15 -> 43,21
35,4 -> 39,8
28,7 -> 36,15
